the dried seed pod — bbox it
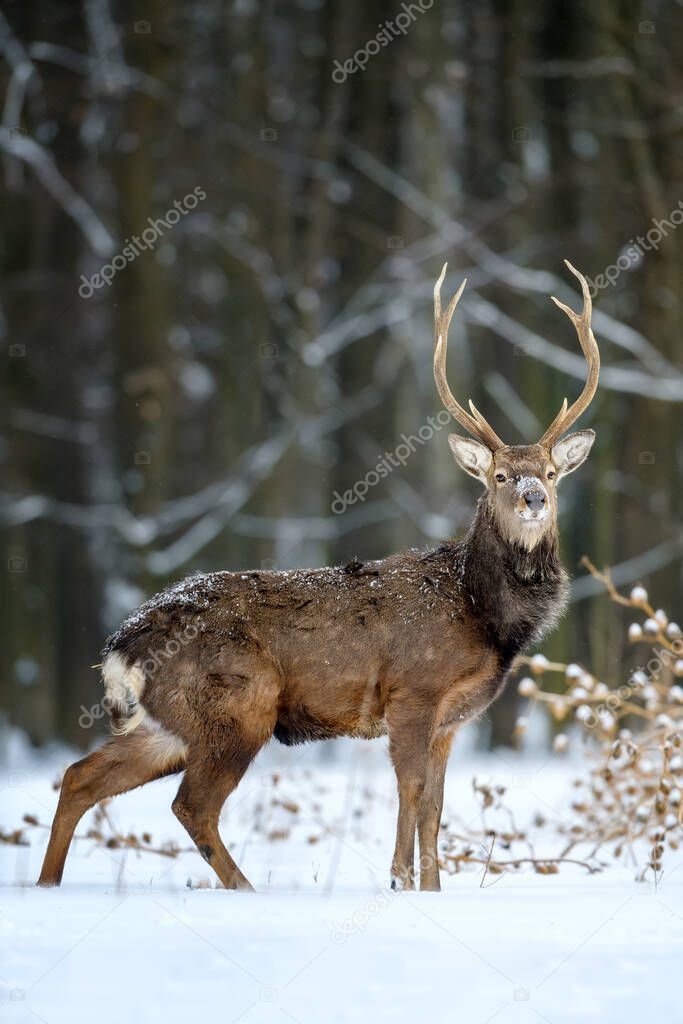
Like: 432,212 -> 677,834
630,585 -> 648,605
598,711 -> 616,733
655,609 -> 669,630
630,671 -> 648,690
553,733 -> 569,753
628,623 -> 643,642
530,653 -> 550,673
643,618 -> 660,637
550,699 -> 568,721
517,677 -> 536,697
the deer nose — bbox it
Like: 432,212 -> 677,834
523,489 -> 546,512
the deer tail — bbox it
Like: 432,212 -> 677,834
101,651 -> 147,735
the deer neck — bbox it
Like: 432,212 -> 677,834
458,498 -> 568,665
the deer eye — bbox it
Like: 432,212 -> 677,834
494,473 -> 507,484
547,470 -> 556,480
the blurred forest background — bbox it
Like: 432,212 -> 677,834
1,0 -> 682,749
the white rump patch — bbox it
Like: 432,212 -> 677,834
143,719 -> 188,769
102,651 -> 147,735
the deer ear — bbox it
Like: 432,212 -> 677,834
448,434 -> 492,483
550,429 -> 595,479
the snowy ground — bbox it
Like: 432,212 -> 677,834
2,727 -> 683,1023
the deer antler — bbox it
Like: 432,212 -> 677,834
433,263 -> 504,451
538,261 -> 600,449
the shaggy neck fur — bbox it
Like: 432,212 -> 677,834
458,498 -> 569,668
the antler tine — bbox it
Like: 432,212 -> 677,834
538,260 -> 600,449
433,263 -> 504,451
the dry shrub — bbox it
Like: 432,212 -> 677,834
509,559 -> 680,878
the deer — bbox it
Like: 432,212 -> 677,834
38,260 -> 599,893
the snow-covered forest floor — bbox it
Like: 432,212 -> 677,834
2,728 -> 682,1023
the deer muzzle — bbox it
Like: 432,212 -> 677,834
516,477 -> 549,521
523,489 -> 546,512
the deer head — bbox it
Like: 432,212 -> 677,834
434,260 -> 599,550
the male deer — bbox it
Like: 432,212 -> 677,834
38,261 -> 599,892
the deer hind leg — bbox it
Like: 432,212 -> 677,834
172,749 -> 257,891
416,730 -> 454,892
172,719 -> 274,892
37,725 -> 187,887
170,682 -> 277,892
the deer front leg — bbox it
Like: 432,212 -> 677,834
416,730 -> 454,891
388,708 -> 431,890
390,774 -> 423,890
